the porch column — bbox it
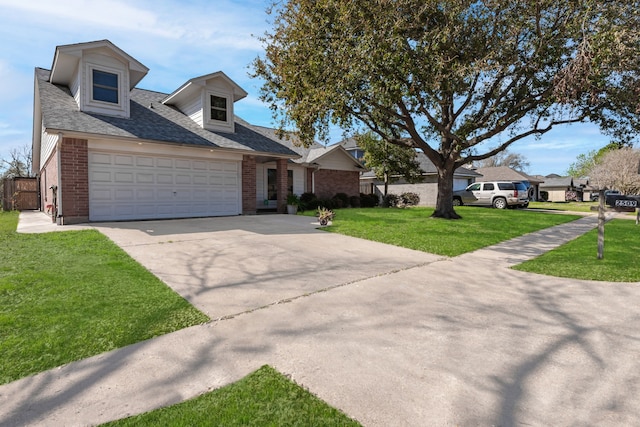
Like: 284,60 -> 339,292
241,155 -> 257,215
276,158 -> 288,213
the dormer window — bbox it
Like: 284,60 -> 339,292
92,69 -> 119,104
210,95 -> 227,122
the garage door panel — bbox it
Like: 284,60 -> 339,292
136,173 -> 154,184
137,157 -> 154,167
89,152 -> 240,221
156,174 -> 173,185
92,171 -> 111,182
114,155 -> 134,166
175,174 -> 191,185
114,172 -> 134,183
114,189 -> 135,201
157,158 -> 173,168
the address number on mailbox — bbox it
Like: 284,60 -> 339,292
615,199 -> 638,208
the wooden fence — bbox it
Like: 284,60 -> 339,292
2,177 -> 39,211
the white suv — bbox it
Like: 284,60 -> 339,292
452,181 -> 529,209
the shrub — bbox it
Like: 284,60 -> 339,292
331,197 -> 345,209
400,192 -> 420,207
540,191 -> 549,202
349,195 -> 361,208
334,193 -> 349,206
299,192 -> 319,211
360,193 -> 379,208
316,198 -> 335,210
382,194 -> 400,208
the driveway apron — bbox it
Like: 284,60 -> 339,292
92,215 -> 443,320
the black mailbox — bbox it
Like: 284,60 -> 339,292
606,194 -> 640,210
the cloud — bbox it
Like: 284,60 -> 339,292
0,0 -> 266,50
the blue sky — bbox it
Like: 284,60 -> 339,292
0,0 -> 614,176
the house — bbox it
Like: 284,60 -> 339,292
474,166 -> 544,200
32,40 -> 362,224
250,127 -> 363,204
356,151 -> 482,206
539,176 -> 589,202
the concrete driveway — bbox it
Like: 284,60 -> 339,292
93,215 -> 443,320
3,213 -> 640,426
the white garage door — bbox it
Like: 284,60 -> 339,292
89,152 -> 241,221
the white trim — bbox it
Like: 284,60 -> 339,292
203,90 -> 234,132
86,63 -> 126,114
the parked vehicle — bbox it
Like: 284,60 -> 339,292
591,189 -> 619,202
452,181 -> 530,209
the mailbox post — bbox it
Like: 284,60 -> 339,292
597,189 -> 605,259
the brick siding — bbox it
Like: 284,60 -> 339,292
314,170 -> 360,199
276,158 -> 288,213
59,138 -> 89,224
242,155 -> 257,214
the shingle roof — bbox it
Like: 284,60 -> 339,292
248,124 -> 362,167
361,152 -> 482,178
539,177 -> 574,188
474,166 -> 544,183
35,68 -> 299,157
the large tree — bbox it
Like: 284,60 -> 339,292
253,0 -> 640,218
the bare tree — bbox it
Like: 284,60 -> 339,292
476,150 -> 530,172
1,145 -> 33,179
589,148 -> 640,194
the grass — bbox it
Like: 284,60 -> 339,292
101,365 -> 361,427
0,211 -> 209,384
527,201 -> 599,213
305,207 -> 580,257
513,219 -> 640,282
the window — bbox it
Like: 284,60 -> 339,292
210,95 -> 227,122
483,183 -> 494,191
467,183 -> 481,191
92,69 -> 118,103
497,182 -> 515,190
267,169 -> 293,200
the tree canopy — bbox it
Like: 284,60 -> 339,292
476,150 -> 530,172
356,132 -> 423,196
253,0 -> 640,218
1,146 -> 32,180
566,141 -> 633,178
588,147 -> 640,194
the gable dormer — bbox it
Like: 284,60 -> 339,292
49,40 -> 148,119
162,72 -> 248,133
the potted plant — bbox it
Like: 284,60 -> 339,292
317,206 -> 335,226
286,193 -> 300,214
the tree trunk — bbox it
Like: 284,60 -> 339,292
383,170 -> 389,196
431,164 -> 462,219
597,189 -> 605,259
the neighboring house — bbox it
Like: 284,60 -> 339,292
474,166 -> 544,200
358,151 -> 482,206
32,40 -> 362,224
539,176 -> 589,202
339,137 -> 365,162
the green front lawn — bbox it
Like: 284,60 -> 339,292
308,207 -> 580,257
102,365 -> 361,426
0,211 -> 209,384
528,201 -> 598,213
513,219 -> 640,282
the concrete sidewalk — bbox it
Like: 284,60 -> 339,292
2,212 -> 639,426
